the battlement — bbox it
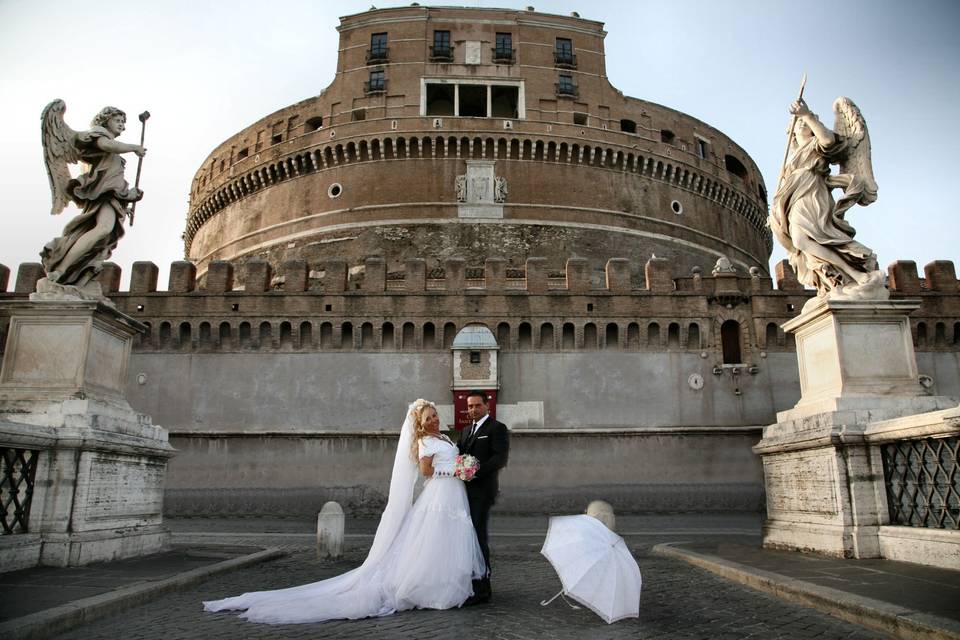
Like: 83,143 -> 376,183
2,257 -> 958,296
2,257 -> 958,360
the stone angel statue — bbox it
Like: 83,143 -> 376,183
38,99 -> 146,297
769,95 -> 887,309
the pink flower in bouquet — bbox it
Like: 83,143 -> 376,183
455,454 -> 479,481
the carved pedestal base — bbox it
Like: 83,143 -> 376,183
0,300 -> 173,572
754,299 -> 955,559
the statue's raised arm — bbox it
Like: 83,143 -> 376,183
769,94 -> 887,311
37,100 -> 146,300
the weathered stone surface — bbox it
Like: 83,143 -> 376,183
316,501 -> 344,559
887,260 -> 921,294
282,260 -> 308,292
130,262 -> 159,294
168,261 -> 197,293
586,499 -> 616,531
243,260 -> 272,293
97,262 -> 122,293
15,263 -> 44,294
605,258 -> 631,293
924,260 -> 957,293
0,263 -> 9,293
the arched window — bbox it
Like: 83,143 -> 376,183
605,323 -> 619,349
199,322 -> 212,346
518,322 -> 533,349
620,119 -> 636,134
724,154 -> 748,180
539,323 -> 555,350
562,323 -> 575,349
935,322 -> 946,346
218,322 -> 231,348
341,322 -> 354,349
627,323 -> 640,349
259,322 -> 272,348
497,322 -> 510,348
403,322 -> 416,349
916,322 -> 927,347
422,322 -> 435,349
667,323 -> 680,348
178,322 -> 191,350
320,322 -> 333,348
239,322 -> 251,348
766,322 -> 779,348
443,322 -> 456,349
721,320 -> 742,364
361,322 -> 374,349
382,322 -> 395,349
299,321 -> 312,348
583,323 -> 597,349
647,322 -> 660,347
687,323 -> 701,349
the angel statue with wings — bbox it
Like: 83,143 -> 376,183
769,95 -> 887,311
38,100 -> 146,298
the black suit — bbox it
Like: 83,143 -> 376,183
458,415 -> 509,593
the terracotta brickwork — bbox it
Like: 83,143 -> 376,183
184,6 -> 771,286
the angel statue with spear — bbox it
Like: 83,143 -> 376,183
769,85 -> 888,312
37,100 -> 148,300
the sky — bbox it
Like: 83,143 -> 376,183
1,0 -> 958,289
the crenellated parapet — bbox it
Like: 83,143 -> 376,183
2,257 -> 957,360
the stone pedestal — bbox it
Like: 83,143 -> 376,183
754,299 -> 955,559
0,300 -> 173,572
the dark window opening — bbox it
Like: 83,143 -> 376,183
688,323 -> 701,349
491,85 -> 519,118
271,134 -> 282,145
518,323 -> 533,349
696,138 -> 709,159
469,351 -> 481,364
494,33 -> 514,62
352,108 -> 366,121
758,183 -> 767,202
236,147 -> 249,160
555,37 -> 575,67
573,112 -> 588,125
305,116 -> 323,132
620,119 -> 637,134
431,30 -> 452,61
721,320 -> 742,364
426,83 -> 455,116
557,74 -> 577,97
725,154 -> 748,179
368,33 -> 388,63
661,129 -> 675,144
366,70 -> 386,94
459,84 -> 487,117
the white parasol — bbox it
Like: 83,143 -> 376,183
540,514 -> 642,624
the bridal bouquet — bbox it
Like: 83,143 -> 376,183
454,454 -> 479,481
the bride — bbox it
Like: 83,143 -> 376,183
203,399 -> 486,623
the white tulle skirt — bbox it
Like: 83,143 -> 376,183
203,476 -> 485,624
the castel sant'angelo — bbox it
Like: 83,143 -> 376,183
3,5 -> 958,517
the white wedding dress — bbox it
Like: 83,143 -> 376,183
203,403 -> 485,624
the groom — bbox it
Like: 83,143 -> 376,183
459,390 -> 509,605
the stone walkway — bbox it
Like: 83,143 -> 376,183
1,515 -> 957,640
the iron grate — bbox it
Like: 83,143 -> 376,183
1,447 -> 39,534
881,436 -> 960,530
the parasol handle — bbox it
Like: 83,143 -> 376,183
540,589 -> 581,609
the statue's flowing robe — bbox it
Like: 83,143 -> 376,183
770,135 -> 875,293
41,127 -> 132,286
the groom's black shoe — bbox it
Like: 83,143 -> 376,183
463,578 -> 492,606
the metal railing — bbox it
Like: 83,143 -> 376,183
492,47 -> 515,63
881,436 -> 959,530
364,79 -> 388,95
555,82 -> 579,98
1,447 -> 39,534
429,45 -> 454,62
366,47 -> 390,64
554,52 -> 577,68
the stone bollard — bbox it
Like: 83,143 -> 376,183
317,501 -> 345,559
586,500 -> 616,532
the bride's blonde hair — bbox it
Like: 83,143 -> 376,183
409,399 -> 437,461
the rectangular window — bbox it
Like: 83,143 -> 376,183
494,33 -> 514,62
432,30 -> 452,60
366,69 -> 386,93
557,73 -> 576,96
491,85 -> 519,118
426,83 -> 455,116
368,33 -> 388,62
458,84 -> 487,117
696,137 -> 708,159
555,37 -> 575,67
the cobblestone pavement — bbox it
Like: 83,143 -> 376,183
52,539 -> 886,640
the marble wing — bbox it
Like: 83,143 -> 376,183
41,99 -> 81,215
832,96 -> 878,206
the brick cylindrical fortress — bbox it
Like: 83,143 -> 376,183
185,6 -> 771,284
